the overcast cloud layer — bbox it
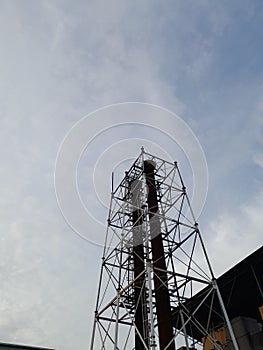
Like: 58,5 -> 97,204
0,1 -> 262,349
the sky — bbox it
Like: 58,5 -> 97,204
0,1 -> 262,349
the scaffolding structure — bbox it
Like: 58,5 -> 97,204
90,148 -> 239,350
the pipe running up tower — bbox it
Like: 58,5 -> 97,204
143,160 -> 175,350
90,148 -> 239,350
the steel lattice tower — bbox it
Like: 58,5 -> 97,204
90,148 -> 239,350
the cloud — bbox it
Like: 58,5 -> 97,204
0,196 -> 101,349
0,1 -> 262,349
205,188 -> 263,276
253,153 -> 263,168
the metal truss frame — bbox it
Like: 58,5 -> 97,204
90,148 -> 239,350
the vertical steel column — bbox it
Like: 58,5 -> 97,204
212,280 -> 240,350
131,179 -> 148,350
143,160 -> 176,350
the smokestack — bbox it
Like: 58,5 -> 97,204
144,160 -> 176,350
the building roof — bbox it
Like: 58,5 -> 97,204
172,245 -> 263,341
0,343 -> 55,349
217,245 -> 263,322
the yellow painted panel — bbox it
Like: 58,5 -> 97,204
202,326 -> 227,350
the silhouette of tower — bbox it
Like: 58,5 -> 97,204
90,148 -> 239,350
